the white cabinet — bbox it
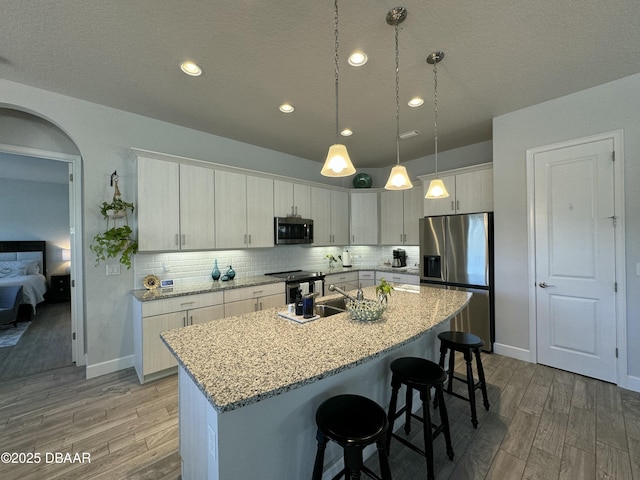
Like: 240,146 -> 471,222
215,171 -> 274,248
358,270 -> 376,288
311,187 -> 349,246
375,271 -> 420,286
274,180 -> 311,219
133,291 -> 224,383
325,272 -> 359,292
223,282 -> 285,317
421,164 -> 493,216
350,192 -> 378,245
380,186 -> 422,245
137,156 -> 215,251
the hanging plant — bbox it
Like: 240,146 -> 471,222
90,171 -> 138,269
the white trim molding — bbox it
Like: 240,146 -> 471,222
86,355 -> 135,379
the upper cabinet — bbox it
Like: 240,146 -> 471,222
350,191 -> 378,245
310,187 -> 349,246
137,157 -> 215,252
380,186 -> 422,245
420,164 -> 493,216
215,171 -> 274,249
274,180 -> 311,219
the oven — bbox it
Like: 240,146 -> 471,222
266,270 -> 325,304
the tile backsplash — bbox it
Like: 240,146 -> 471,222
133,245 -> 419,288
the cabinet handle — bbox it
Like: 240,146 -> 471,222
294,206 -> 298,216
189,315 -> 193,325
400,234 -> 403,243
253,290 -> 263,295
352,235 -> 355,243
456,200 -> 460,211
259,301 -> 263,310
183,315 -> 188,326
175,234 -> 180,246
182,234 -> 186,245
451,201 -> 455,211
403,233 -> 407,243
180,301 -> 195,306
243,233 -> 247,244
248,233 -> 252,244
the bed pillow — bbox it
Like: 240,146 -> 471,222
0,261 -> 28,278
19,260 -> 40,275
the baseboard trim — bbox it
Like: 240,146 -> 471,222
493,343 -> 532,362
621,374 -> 640,393
86,354 -> 134,379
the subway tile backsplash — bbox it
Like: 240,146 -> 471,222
133,245 -> 419,288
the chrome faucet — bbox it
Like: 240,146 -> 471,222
327,284 -> 358,302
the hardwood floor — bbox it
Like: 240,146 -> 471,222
0,353 -> 638,479
0,301 -> 73,381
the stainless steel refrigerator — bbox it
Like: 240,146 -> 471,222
419,213 -> 494,351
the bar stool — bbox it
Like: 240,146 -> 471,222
437,331 -> 490,428
385,357 -> 453,480
312,394 -> 392,480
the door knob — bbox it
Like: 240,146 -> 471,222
539,282 -> 552,288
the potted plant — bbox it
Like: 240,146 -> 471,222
90,176 -> 138,269
375,278 -> 394,304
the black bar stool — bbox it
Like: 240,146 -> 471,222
312,394 -> 392,480
385,357 -> 453,480
437,331 -> 490,428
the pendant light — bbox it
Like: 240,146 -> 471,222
425,51 -> 450,199
384,6 -> 413,190
321,0 -> 356,177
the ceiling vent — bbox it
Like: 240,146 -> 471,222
399,130 -> 420,140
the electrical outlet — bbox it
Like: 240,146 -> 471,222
106,264 -> 120,276
207,425 -> 217,461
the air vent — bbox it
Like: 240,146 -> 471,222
399,130 -> 420,140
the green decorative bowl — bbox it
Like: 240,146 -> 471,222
353,173 -> 372,188
346,299 -> 386,322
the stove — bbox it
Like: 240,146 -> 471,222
266,270 -> 326,303
266,270 -> 325,282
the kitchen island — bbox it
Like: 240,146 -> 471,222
161,285 -> 471,479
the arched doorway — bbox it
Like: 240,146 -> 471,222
0,108 -> 84,378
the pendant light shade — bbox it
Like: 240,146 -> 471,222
321,144 -> 355,176
425,178 -> 448,198
321,0 -> 355,177
384,7 -> 412,191
384,165 -> 412,190
425,51 -> 449,199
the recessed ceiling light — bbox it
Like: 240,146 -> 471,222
341,128 -> 353,136
348,51 -> 368,67
180,61 -> 202,76
408,97 -> 424,107
399,130 -> 421,139
279,103 -> 295,113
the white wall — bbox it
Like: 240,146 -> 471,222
493,73 -> 640,381
0,175 -> 70,278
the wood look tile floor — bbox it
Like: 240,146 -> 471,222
0,353 -> 638,479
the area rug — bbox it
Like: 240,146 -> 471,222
0,322 -> 31,348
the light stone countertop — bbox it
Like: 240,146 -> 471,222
160,285 -> 470,413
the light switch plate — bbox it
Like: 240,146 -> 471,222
106,264 -> 120,276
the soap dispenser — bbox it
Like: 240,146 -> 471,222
295,289 -> 303,316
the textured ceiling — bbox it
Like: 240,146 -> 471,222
1,1 -> 640,169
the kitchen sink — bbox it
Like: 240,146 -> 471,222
315,297 -> 347,317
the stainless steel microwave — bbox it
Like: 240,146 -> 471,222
274,217 -> 314,245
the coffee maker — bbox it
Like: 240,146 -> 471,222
392,248 -> 407,268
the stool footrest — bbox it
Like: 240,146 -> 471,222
391,432 -> 426,457
332,466 -> 383,480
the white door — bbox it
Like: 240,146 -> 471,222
534,138 -> 617,382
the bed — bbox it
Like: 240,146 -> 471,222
0,241 -> 48,314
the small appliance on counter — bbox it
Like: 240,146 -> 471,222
392,248 -> 407,268
266,270 -> 325,304
341,249 -> 352,267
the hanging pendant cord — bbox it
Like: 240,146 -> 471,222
333,0 -> 340,144
433,60 -> 439,176
395,21 -> 400,166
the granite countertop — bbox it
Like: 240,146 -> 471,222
161,285 -> 470,413
131,275 -> 283,302
132,267 -> 420,302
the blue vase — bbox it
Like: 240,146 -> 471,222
211,259 -> 221,281
226,265 -> 236,280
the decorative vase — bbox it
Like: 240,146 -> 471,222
226,265 -> 236,280
211,259 -> 221,280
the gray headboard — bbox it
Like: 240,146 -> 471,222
0,241 -> 47,276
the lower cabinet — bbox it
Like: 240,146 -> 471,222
325,272 -> 359,293
375,271 -> 420,286
223,283 -> 285,318
133,291 -> 224,383
358,271 -> 376,288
